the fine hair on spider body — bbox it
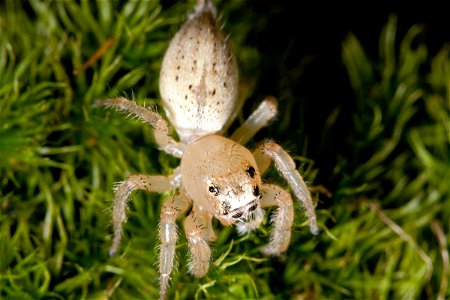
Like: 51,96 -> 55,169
96,1 -> 319,299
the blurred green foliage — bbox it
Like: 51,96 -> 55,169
1,1 -> 448,300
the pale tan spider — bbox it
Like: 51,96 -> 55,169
97,1 -> 318,299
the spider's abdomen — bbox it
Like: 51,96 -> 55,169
159,7 -> 239,143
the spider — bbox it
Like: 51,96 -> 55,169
97,1 -> 318,299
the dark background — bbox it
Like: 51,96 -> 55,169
160,1 -> 450,186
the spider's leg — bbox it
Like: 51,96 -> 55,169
184,207 -> 216,278
109,175 -> 174,257
230,96 -> 278,145
159,192 -> 192,300
254,141 -> 319,235
95,97 -> 185,158
259,184 -> 294,255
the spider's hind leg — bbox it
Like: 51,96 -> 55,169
230,96 -> 278,145
96,97 -> 185,157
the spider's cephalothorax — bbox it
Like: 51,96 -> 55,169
97,1 -> 318,299
181,135 -> 264,227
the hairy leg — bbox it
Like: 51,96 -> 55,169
230,96 -> 278,145
254,140 -> 319,235
259,184 -> 294,255
109,174 -> 174,256
159,192 -> 192,300
184,207 -> 216,278
95,97 -> 185,157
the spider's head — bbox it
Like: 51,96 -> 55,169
181,135 -> 264,226
207,164 -> 264,226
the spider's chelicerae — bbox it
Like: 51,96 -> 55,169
97,1 -> 319,299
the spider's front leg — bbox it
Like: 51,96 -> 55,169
184,207 -> 216,278
259,184 -> 294,255
159,192 -> 192,300
109,174 -> 175,256
255,141 -> 319,235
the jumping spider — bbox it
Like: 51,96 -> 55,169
97,1 -> 319,299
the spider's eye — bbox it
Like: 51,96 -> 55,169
253,185 -> 260,197
245,165 -> 256,178
232,211 -> 244,219
208,184 -> 220,196
248,203 -> 258,211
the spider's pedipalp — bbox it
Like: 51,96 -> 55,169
235,204 -> 265,235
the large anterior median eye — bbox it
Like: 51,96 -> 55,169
245,165 -> 256,178
208,184 -> 220,196
248,203 -> 258,211
232,211 -> 244,218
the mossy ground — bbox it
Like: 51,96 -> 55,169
1,1 -> 449,299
